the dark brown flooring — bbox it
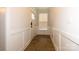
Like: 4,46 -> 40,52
24,35 -> 55,51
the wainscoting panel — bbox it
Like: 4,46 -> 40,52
23,28 -> 32,50
51,28 -> 79,51
37,29 -> 50,35
61,33 -> 79,51
6,32 -> 24,51
52,30 -> 60,51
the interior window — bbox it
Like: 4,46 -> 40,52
39,13 -> 48,30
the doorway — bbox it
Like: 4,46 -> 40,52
37,12 -> 49,35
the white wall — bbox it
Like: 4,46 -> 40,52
5,7 -> 32,51
31,8 -> 38,39
49,7 -> 79,51
0,8 -> 6,50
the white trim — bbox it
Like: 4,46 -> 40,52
10,27 -> 31,35
50,27 -> 79,51
52,27 -> 79,46
23,37 -> 32,51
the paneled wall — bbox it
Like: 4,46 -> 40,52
5,8 -> 32,51
49,8 -> 79,51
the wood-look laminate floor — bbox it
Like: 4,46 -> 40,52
24,35 -> 55,51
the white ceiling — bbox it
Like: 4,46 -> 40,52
35,7 -> 48,13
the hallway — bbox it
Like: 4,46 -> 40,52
1,7 -> 79,51
25,35 -> 55,51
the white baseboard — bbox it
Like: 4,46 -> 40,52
23,38 -> 32,51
